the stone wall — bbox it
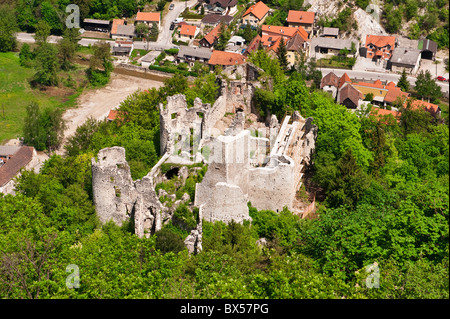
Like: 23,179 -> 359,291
91,146 -> 164,238
194,111 -> 317,222
247,155 -> 296,212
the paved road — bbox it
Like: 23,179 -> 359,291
16,32 -> 113,47
134,0 -> 198,51
320,68 -> 450,96
17,1 -> 197,51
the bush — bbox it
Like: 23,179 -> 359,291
172,203 -> 197,232
164,48 -> 179,56
154,227 -> 186,254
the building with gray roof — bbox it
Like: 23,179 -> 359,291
176,45 -> 213,66
389,47 -> 421,74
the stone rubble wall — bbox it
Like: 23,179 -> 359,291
91,146 -> 164,238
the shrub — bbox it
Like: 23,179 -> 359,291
154,227 -> 186,254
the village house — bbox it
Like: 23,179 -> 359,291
112,40 -> 133,57
199,23 -> 222,48
261,25 -> 308,42
83,18 -> 111,33
179,24 -> 199,42
199,0 -> 238,15
320,72 -> 340,99
135,12 -> 161,30
364,34 -> 396,61
389,47 -> 422,74
286,10 -> 315,36
310,37 -> 358,58
243,35 -> 262,57
242,1 -> 270,27
110,19 -> 124,38
320,27 -> 339,38
208,50 -> 247,69
263,32 -> 308,67
226,35 -> 246,53
338,83 -> 362,109
177,45 -> 213,66
418,39 -> 437,60
322,72 -> 410,109
0,146 -> 38,194
201,13 -> 234,28
260,25 -> 309,66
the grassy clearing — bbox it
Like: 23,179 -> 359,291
0,52 -> 82,144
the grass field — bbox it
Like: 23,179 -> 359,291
0,52 -> 82,144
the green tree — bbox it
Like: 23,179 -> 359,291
414,70 -> 442,103
364,92 -> 374,102
397,68 -> 410,92
135,22 -> 149,39
32,42 -> 59,86
65,118 -> 101,157
326,148 -> 371,208
87,41 -> 113,86
276,37 -> 289,70
22,102 -> 66,151
214,24 -> 230,51
19,43 -> 34,67
58,28 -> 80,70
34,20 -> 51,44
23,102 -> 46,150
0,4 -> 18,52
242,23 -> 254,43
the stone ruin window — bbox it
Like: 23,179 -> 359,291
171,113 -> 177,119
114,186 -> 121,198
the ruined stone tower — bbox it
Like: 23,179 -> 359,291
91,147 -> 163,238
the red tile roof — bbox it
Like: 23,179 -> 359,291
136,12 -> 160,22
266,36 -> 282,53
321,72 -> 340,88
203,23 -> 222,46
352,81 -> 384,89
208,50 -> 247,66
243,1 -> 270,20
286,10 -> 315,25
111,19 -> 125,35
0,146 -> 34,187
339,84 -> 362,107
107,109 -> 118,121
370,108 -> 401,123
384,87 -> 409,104
243,35 -> 262,56
338,73 -> 351,88
386,81 -> 396,87
180,24 -> 197,37
262,25 -> 298,38
366,35 -> 396,49
409,99 -> 440,115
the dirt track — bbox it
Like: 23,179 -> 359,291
58,72 -> 164,154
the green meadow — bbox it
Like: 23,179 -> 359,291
0,52 -> 81,144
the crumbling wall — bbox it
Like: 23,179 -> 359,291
194,109 -> 318,221
91,146 -> 164,238
194,130 -> 251,223
247,155 -> 296,212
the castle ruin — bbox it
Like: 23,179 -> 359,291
91,63 -> 317,253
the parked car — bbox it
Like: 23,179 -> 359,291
437,76 -> 447,81
169,3 -> 174,10
170,23 -> 175,30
